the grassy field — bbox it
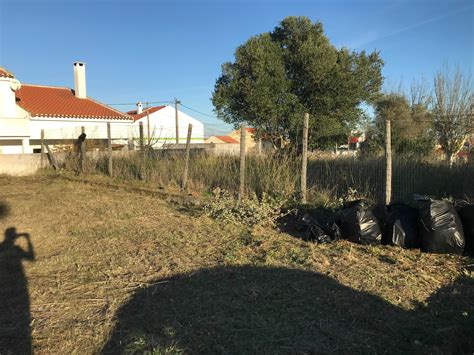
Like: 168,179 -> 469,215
0,174 -> 473,354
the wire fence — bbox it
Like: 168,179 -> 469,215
33,118 -> 474,205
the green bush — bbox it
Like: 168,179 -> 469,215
204,188 -> 287,227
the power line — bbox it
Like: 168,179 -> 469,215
179,103 -> 221,120
107,100 -> 173,106
106,99 -> 233,132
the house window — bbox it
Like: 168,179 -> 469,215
33,148 -> 42,153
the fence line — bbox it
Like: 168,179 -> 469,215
28,123 -> 474,204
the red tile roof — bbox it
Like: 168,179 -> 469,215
215,135 -> 239,144
127,106 -> 166,121
246,128 -> 256,134
15,84 -> 131,120
0,67 -> 15,78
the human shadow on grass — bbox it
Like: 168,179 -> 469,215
101,266 -> 473,354
0,226 -> 35,354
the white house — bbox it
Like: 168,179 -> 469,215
127,104 -> 204,148
1,62 -> 205,154
0,63 -> 133,154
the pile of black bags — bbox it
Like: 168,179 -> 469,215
299,197 -> 473,255
383,203 -> 420,249
457,203 -> 474,253
338,200 -> 381,245
416,198 -> 465,254
300,213 -> 341,243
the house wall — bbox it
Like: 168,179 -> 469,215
0,76 -> 26,118
133,106 -> 204,147
212,143 -> 241,155
228,129 -> 257,149
0,116 -> 30,138
0,119 -> 133,154
29,118 -> 133,140
0,76 -> 31,152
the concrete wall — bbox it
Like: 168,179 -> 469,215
166,143 -> 241,155
0,143 -> 268,176
213,143 -> 241,155
0,153 -> 42,176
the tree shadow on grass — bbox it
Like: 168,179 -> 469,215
101,266 -> 473,354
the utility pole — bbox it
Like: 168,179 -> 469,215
175,98 -> 181,145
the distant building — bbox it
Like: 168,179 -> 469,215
205,135 -> 239,144
205,127 -> 274,154
228,127 -> 258,150
127,103 -> 204,148
0,63 -> 132,154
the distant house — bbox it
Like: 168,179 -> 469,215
127,104 -> 204,148
0,63 -> 132,154
227,128 -> 259,149
205,127 -> 274,154
205,135 -> 239,144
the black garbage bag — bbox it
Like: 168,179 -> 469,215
382,203 -> 420,249
338,200 -> 382,245
417,199 -> 464,254
300,214 -> 341,243
457,204 -> 474,254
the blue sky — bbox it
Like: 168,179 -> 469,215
1,0 -> 472,134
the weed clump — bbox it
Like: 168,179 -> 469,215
204,188 -> 287,227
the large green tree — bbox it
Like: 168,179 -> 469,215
371,93 -> 434,156
212,16 -> 384,149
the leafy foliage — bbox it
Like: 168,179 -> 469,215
370,93 -> 434,156
204,188 -> 287,227
212,16 -> 384,149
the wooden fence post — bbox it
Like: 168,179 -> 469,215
44,143 -> 59,170
300,113 -> 309,204
139,122 -> 145,180
107,122 -> 113,177
139,122 -> 144,152
385,118 -> 392,205
238,124 -> 246,203
80,126 -> 86,174
40,129 -> 45,169
256,136 -> 262,156
182,124 -> 193,190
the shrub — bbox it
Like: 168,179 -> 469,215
204,188 -> 287,227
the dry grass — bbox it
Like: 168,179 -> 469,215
83,151 -> 474,204
0,174 -> 472,354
